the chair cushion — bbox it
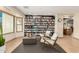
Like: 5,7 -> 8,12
39,34 -> 44,37
51,33 -> 58,40
49,32 -> 54,36
45,31 -> 51,37
45,31 -> 54,38
46,39 -> 55,45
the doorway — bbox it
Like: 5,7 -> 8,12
63,18 -> 73,36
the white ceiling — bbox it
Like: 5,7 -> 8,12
16,6 -> 79,15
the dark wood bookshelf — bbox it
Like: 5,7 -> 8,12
24,15 -> 55,37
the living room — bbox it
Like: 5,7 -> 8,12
0,6 -> 79,53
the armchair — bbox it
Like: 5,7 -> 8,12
40,31 -> 58,46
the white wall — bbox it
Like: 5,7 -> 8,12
1,7 -> 25,42
4,32 -> 24,42
73,13 -> 79,39
55,15 -> 58,33
55,15 -> 63,37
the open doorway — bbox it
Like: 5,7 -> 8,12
63,18 -> 73,36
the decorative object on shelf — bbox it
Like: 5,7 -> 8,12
58,18 -> 62,22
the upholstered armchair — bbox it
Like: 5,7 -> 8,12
40,31 -> 51,43
40,31 -> 58,46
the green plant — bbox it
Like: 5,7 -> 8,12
0,34 -> 5,47
0,12 -> 5,47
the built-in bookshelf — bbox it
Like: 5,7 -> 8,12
24,15 -> 55,37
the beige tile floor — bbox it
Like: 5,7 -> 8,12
5,36 -> 79,53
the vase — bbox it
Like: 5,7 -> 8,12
0,45 -> 5,53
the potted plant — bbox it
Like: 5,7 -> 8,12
0,34 -> 5,53
0,35 -> 5,46
0,24 -> 5,53
0,14 -> 5,52
0,12 -> 5,53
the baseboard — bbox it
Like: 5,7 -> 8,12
73,37 -> 79,40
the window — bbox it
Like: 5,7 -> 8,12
2,13 -> 14,34
16,17 -> 23,32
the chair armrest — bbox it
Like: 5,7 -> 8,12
39,34 -> 44,37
